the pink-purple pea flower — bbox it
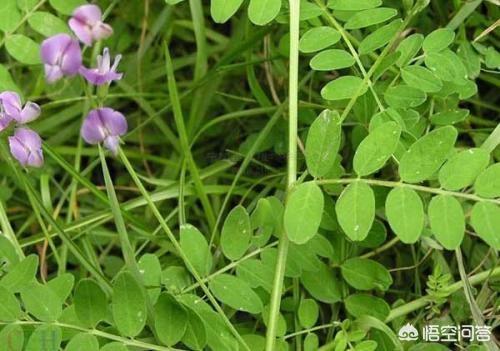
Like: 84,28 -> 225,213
0,91 -> 41,125
8,128 -> 44,168
81,107 -> 127,155
41,34 -> 82,83
79,48 -> 123,86
69,5 -> 113,46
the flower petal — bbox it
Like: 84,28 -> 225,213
92,22 -> 113,42
60,39 -> 82,76
14,128 -> 42,150
44,64 -> 64,83
41,34 -> 72,66
68,18 -> 93,46
103,135 -> 120,155
81,109 -> 106,144
18,102 -> 41,124
100,108 -> 127,136
0,114 -> 12,132
27,149 -> 44,168
0,91 -> 22,119
73,4 -> 102,24
9,135 -> 29,166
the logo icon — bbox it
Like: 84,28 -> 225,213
398,323 -> 419,341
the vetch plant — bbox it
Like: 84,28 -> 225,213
0,0 -> 499,350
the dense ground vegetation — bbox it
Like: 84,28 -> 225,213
0,0 -> 499,350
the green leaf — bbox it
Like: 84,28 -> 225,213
209,274 -> 263,314
236,258 -> 274,292
310,49 -> 355,71
321,76 -> 368,100
65,333 -> 99,351
385,188 -> 424,244
284,181 -> 324,244
299,27 -> 340,53
0,324 -> 24,351
49,0 -> 86,15
423,28 -> 455,53
304,333 -> 319,351
138,253 -> 162,303
100,343 -> 128,351
0,235 -> 20,269
396,33 -> 424,67
384,85 -> 426,109
358,220 -> 387,248
336,181 -> 375,241
5,34 -> 41,65
210,0 -> 243,23
430,109 -> 469,125
341,258 -> 393,291
425,50 -> 468,83
305,110 -> 342,177
298,299 -> 319,328
181,224 -> 213,274
359,20 -> 401,55
47,273 -> 74,303
355,340 -> 378,351
399,126 -> 458,183
221,205 -> 252,260
28,11 -> 69,37
328,0 -> 381,10
344,294 -> 390,320
154,293 -> 188,346
428,195 -> 465,250
474,163 -> 500,198
438,148 -> 490,190
408,343 -> 448,351
112,271 -> 147,337
17,0 -> 40,11
470,202 -> 500,250
0,0 -> 21,33
25,325 -> 61,351
0,254 -> 38,292
300,2 -> 321,21
0,286 -> 21,321
197,310 -> 239,351
0,64 -> 21,93
74,279 -> 107,327
300,262 -> 341,303
401,66 -> 443,93
248,0 -> 282,26
162,266 -> 192,293
182,307 -> 207,351
345,8 -> 397,29
20,281 -> 62,322
353,121 -> 401,176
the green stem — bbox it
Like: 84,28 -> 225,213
317,178 -> 500,205
265,1 -> 300,350
98,146 -> 140,277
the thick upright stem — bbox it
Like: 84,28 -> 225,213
265,1 -> 300,350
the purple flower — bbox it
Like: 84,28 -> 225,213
79,48 -> 123,86
69,5 -> 113,46
0,113 -> 12,132
81,107 -> 127,155
8,128 -> 44,168
41,34 -> 82,83
0,91 -> 41,124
